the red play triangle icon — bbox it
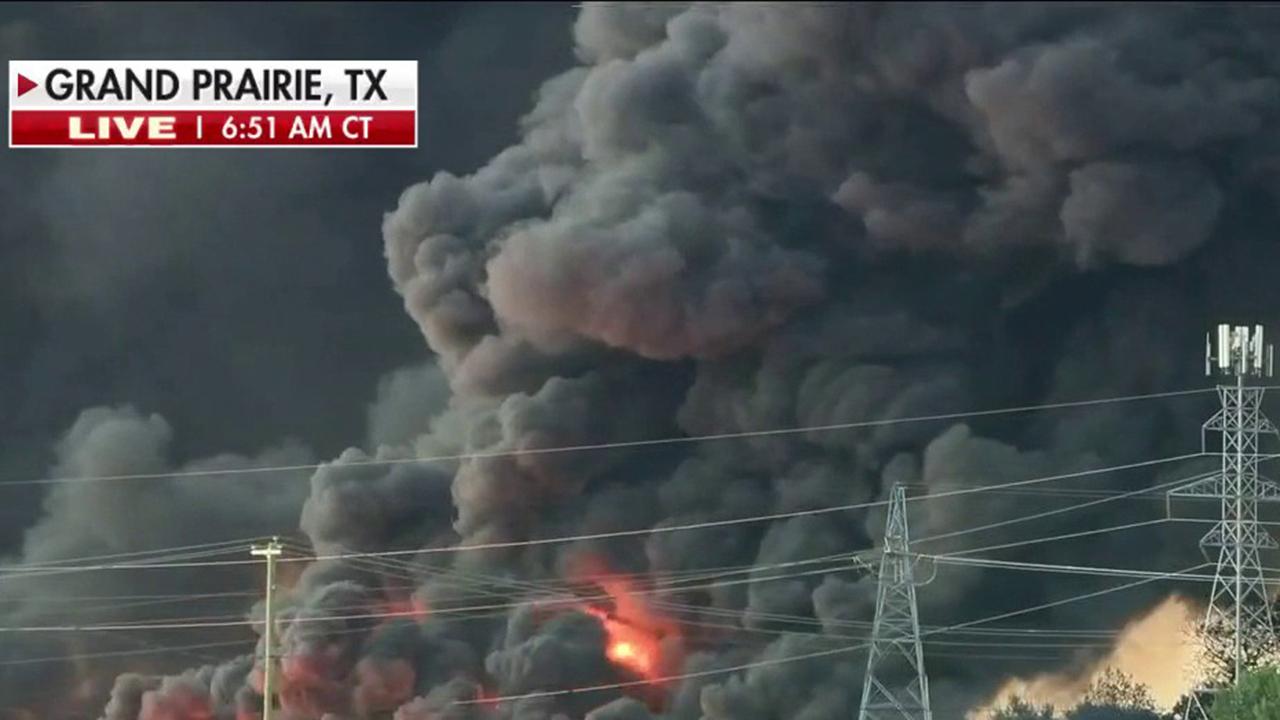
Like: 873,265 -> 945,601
16,73 -> 37,97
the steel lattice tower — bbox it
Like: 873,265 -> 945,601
1169,324 -> 1279,691
858,484 -> 932,720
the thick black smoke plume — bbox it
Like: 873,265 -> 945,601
7,3 -> 1280,720
0,0 -> 574,548
0,1 -> 573,716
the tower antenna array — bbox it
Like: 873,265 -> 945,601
1171,324 -> 1279,691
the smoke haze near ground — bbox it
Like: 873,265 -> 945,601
5,3 -> 1280,720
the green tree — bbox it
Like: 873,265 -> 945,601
1207,666 -> 1280,720
990,697 -> 1055,720
1068,707 -> 1160,720
1078,668 -> 1156,712
987,670 -> 1161,720
1191,607 -> 1280,687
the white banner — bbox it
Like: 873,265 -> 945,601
10,60 -> 418,111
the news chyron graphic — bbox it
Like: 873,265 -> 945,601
8,60 -> 418,148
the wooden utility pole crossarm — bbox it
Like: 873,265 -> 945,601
250,538 -> 283,720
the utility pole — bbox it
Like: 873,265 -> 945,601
858,484 -> 933,720
1169,324 -> 1279,696
251,537 -> 283,720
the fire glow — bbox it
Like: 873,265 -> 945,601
382,593 -> 430,620
585,604 -> 661,678
571,565 -> 682,687
275,648 -> 347,717
138,685 -> 214,720
476,684 -> 499,708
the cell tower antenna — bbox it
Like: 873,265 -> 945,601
858,484 -> 933,720
1168,324 -> 1280,699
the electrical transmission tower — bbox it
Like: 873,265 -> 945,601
1168,324 -> 1279,698
858,484 -> 933,720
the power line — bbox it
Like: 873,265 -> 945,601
0,389 -> 1225,580
1,538 -> 257,570
5,571 -> 1158,707
659,612 -> 1121,650
437,553 -> 1161,639
926,555 -> 1276,584
0,591 -> 258,603
0,451 -> 1205,579
305,464 -> 1221,630
0,561 -> 866,632
0,448 -> 1229,678
0,374 -> 1263,703
0,463 -> 1216,644
0,606 -> 1121,669
0,513 -> 1222,635
451,563 -> 1211,706
0,636 -> 257,668
10,515 -> 1218,650
0,591 -> 263,620
0,388 -> 1212,488
0,542 -> 269,582
942,517 -> 1174,558
913,469 -> 1219,548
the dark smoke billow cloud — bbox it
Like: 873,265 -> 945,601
0,0 -> 574,716
0,0 -> 575,547
7,2 -> 1280,720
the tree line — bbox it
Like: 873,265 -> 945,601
989,610 -> 1280,720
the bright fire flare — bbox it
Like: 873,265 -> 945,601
584,605 -> 661,678
561,552 -> 685,714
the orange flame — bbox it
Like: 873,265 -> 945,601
584,604 -> 662,678
566,554 -> 683,692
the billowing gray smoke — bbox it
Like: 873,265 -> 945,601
0,1 -> 572,715
7,2 -> 1280,720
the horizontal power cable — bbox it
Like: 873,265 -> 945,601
451,563 -> 1210,705
0,387 -> 1211,487
0,386 -> 1228,578
4,458 -> 1221,636
0,537 -> 261,570
0,560 -> 867,632
941,516 -> 1181,558
0,451 -> 1205,579
912,469 -> 1218,548
4,511 -> 1218,634
0,636 -> 257,668
925,555 -> 1280,584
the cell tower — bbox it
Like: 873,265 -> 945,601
858,484 -> 932,720
1168,324 -> 1279,689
